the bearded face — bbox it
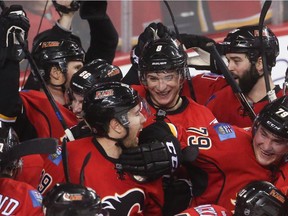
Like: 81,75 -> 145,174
238,64 -> 261,94
226,53 -> 262,94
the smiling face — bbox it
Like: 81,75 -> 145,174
144,70 -> 183,109
253,125 -> 288,167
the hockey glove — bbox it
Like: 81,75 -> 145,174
135,22 -> 177,57
52,0 -> 80,15
179,33 -> 216,53
119,121 -> 183,180
0,5 -> 30,66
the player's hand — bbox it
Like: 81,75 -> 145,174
132,22 -> 176,66
52,0 -> 80,14
180,33 -> 216,53
135,22 -> 177,57
0,5 -> 30,66
119,121 -> 183,180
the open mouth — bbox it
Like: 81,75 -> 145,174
261,150 -> 273,157
76,114 -> 83,120
156,91 -> 170,97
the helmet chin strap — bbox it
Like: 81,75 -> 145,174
147,92 -> 182,111
49,76 -> 67,93
107,124 -> 130,150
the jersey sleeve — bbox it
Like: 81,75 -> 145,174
0,59 -> 22,122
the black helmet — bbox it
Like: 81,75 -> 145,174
138,38 -> 188,84
234,181 -> 288,216
70,59 -> 123,96
0,122 -> 21,171
253,96 -> 288,139
220,25 -> 279,70
32,39 -> 85,81
83,82 -> 142,135
43,183 -> 106,216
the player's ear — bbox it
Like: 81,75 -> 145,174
109,118 -> 123,134
256,57 -> 263,74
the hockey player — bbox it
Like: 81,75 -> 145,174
43,183 -> 109,216
0,121 -> 58,215
122,36 -> 218,215
185,95 -> 288,212
234,181 -> 288,216
38,60 -> 123,196
176,181 -> 288,216
24,0 -> 118,97
62,82 -> 183,215
0,122 -> 44,215
0,2 -> 118,188
66,58 -> 123,121
120,95 -> 288,214
206,25 -> 282,127
122,22 -> 228,105
135,37 -> 217,128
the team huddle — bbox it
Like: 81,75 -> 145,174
0,1 -> 287,216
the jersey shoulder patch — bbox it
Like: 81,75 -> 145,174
213,123 -> 236,141
29,190 -> 43,207
48,145 -> 62,165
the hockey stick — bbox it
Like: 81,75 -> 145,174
207,43 -> 256,121
163,0 -> 196,101
15,33 -> 75,141
61,137 -> 92,185
61,137 -> 71,183
283,66 -> 288,95
259,0 -> 276,102
5,138 -> 57,162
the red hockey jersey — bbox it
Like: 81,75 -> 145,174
16,90 -> 78,188
182,73 -> 228,105
0,177 -> 44,216
132,85 -> 217,130
176,204 -> 232,216
186,123 -> 273,213
67,136 -> 164,216
206,85 -> 284,127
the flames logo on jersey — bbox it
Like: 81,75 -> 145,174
101,189 -> 145,215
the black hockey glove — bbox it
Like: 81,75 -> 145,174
0,5 -> 30,66
135,22 -> 177,58
179,33 -> 216,53
119,121 -> 183,180
52,0 -> 80,15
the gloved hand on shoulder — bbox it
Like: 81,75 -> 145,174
0,4 -> 30,66
119,120 -> 183,181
